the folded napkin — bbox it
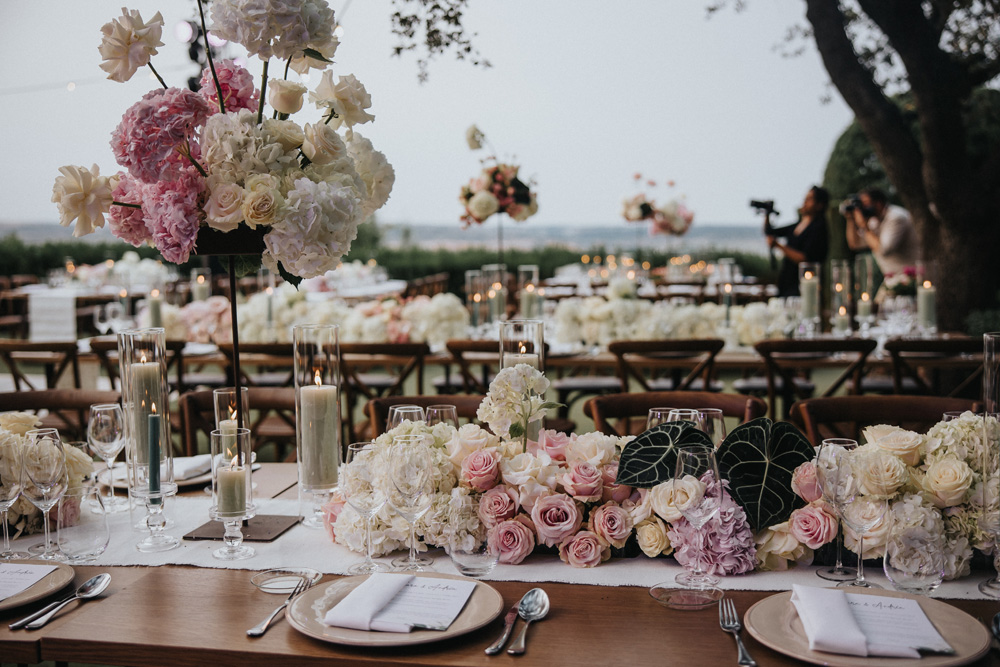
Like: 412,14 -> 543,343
173,455 -> 212,480
323,573 -> 415,633
28,290 -> 76,342
791,585 -> 948,659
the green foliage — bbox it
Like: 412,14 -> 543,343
965,307 -> 1000,337
616,422 -> 713,488
0,234 -> 161,277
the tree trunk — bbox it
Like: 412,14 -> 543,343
934,212 -> 1000,332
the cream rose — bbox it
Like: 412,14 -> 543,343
0,412 -> 41,437
311,72 -> 375,129
564,432 -> 617,467
755,521 -> 813,571
52,164 -> 116,236
872,429 -> 923,466
302,122 -> 348,165
268,79 -> 307,115
205,180 -> 244,231
446,423 -> 498,471
499,452 -> 560,512
636,516 -> 673,557
261,118 -> 304,152
648,476 -> 706,523
467,190 -> 499,221
924,457 -> 974,508
466,124 -> 484,149
842,502 -> 891,558
855,451 -> 908,497
241,175 -> 282,228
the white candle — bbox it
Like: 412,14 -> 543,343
799,271 -> 820,320
192,275 -> 210,301
723,283 -> 733,325
470,293 -> 481,328
265,286 -> 274,326
503,353 -> 540,370
216,463 -> 247,517
834,305 -> 851,332
519,284 -> 538,319
130,359 -> 163,468
298,382 -> 339,490
148,290 -> 162,328
857,292 -> 872,318
918,280 -> 937,329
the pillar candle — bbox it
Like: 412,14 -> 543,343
918,281 -> 937,329
148,290 -> 162,328
503,353 -> 540,370
192,276 -> 210,301
857,292 -> 872,318
799,272 -> 820,320
130,360 -> 163,467
470,293 -> 480,328
834,305 -> 851,332
216,465 -> 247,516
723,284 -> 733,326
265,287 -> 274,327
147,408 -> 161,498
519,285 -> 538,319
298,383 -> 339,490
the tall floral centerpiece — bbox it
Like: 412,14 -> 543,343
460,125 -> 538,267
52,0 -> 394,428
621,173 -> 693,263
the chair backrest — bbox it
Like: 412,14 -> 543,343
608,339 -> 725,393
0,389 -> 121,441
365,394 -> 486,439
178,387 -> 296,457
340,342 -> 431,442
0,340 -> 81,391
583,391 -> 767,437
90,337 -> 190,392
217,342 -> 295,387
885,336 -> 983,398
445,339 -> 501,394
789,394 -> 982,447
754,338 -> 878,419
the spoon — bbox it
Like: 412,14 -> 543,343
506,588 -> 549,655
991,612 -> 1000,646
9,573 -> 112,630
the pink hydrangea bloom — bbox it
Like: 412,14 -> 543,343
666,475 -> 756,576
144,167 -> 205,264
108,172 -> 151,247
111,87 -> 212,184
199,59 -> 259,113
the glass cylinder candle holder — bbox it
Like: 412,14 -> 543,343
481,263 -> 508,325
501,320 -> 544,445
190,267 -> 211,302
464,269 -> 485,332
854,254 -> 875,315
294,324 -> 341,529
915,260 -> 938,335
798,262 -> 821,336
213,387 -> 249,433
517,265 -> 541,319
117,327 -> 178,553
211,428 -> 255,560
830,259 -> 851,319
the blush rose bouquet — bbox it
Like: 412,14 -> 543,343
460,126 -> 537,227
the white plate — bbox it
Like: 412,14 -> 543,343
285,572 -> 504,647
0,560 -> 75,612
100,462 -> 261,489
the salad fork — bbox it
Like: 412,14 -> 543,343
719,597 -> 756,666
247,577 -> 310,637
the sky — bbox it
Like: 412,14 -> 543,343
0,0 -> 854,231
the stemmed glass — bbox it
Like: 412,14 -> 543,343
88,403 -> 128,512
425,405 -> 459,429
814,438 -> 858,582
22,428 -> 67,561
0,436 -> 29,560
646,407 -> 698,430
388,434 -> 434,571
826,444 -> 889,588
93,305 -> 112,335
341,442 -> 388,575
696,408 -> 727,447
387,405 -> 425,431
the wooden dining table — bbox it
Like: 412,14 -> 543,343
1,463 -> 998,666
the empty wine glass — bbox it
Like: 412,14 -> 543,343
814,438 -> 858,582
388,434 -> 434,571
827,445 -> 889,588
103,302 -> 126,334
646,407 -> 699,430
387,405 -> 425,431
696,408 -> 727,447
93,305 -> 112,335
342,442 -> 388,575
425,405 -> 459,429
0,435 -> 29,560
88,403 -> 128,512
22,428 -> 67,561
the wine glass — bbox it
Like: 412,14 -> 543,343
103,302 -> 126,333
93,305 -> 111,335
0,436 -> 29,560
388,434 -> 434,571
22,428 -> 67,561
696,408 -> 727,447
814,438 -> 858,582
827,444 -> 889,588
387,405 -> 425,431
341,442 -> 388,575
425,405 -> 459,429
646,407 -> 699,430
88,403 -> 128,512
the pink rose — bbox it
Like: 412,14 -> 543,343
321,491 -> 348,541
488,516 -> 536,565
791,461 -> 823,503
558,530 -> 609,568
530,493 -> 583,547
478,485 -> 520,528
460,448 -> 501,492
529,429 -> 571,461
588,502 -> 634,549
601,462 -> 632,503
788,502 -> 838,549
560,462 -> 603,503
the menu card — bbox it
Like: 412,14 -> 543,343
323,573 -> 477,633
845,592 -> 954,656
0,563 -> 59,603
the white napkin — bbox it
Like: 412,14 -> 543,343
790,585 -> 920,658
28,290 -> 76,342
323,573 -> 414,633
172,455 -> 212,480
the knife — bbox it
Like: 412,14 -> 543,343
484,602 -> 520,655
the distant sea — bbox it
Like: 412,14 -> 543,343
0,221 -> 769,255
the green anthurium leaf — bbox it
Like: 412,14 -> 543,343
715,417 -> 814,533
616,421 -> 713,488
276,261 -> 302,288
233,255 -> 262,279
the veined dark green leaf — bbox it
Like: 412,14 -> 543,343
616,422 -> 713,488
302,47 -> 334,63
233,255 -> 262,279
716,418 -> 814,533
277,262 -> 302,288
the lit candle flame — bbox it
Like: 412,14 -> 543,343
839,305 -> 847,316
196,274 -> 205,285
150,288 -> 160,298
923,280 -> 932,289
313,369 -> 322,386
724,283 -> 733,294
861,292 -> 870,302
473,293 -> 481,303
525,284 -> 535,293
151,402 -> 157,414
519,343 -> 527,354
140,352 -> 147,363
835,283 -> 844,293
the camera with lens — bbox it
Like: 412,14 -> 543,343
749,199 -> 777,215
839,194 -> 870,217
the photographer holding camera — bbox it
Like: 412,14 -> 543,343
843,188 -> 919,276
756,186 -> 830,297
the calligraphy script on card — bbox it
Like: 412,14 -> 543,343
373,578 -> 478,631
845,594 -> 955,655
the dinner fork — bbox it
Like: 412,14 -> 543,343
246,577 -> 310,637
719,597 -> 756,666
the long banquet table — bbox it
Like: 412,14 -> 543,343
1,464 -> 999,666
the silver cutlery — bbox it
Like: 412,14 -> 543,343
246,576 -> 310,637
485,600 -> 521,655
719,597 -> 756,667
10,573 -> 111,631
991,612 -> 1000,648
506,588 -> 549,655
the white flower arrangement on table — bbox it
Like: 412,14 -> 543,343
0,413 -> 94,538
476,365 -> 561,453
460,125 -> 538,227
53,0 -> 393,281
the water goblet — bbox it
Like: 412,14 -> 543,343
830,446 -> 890,588
388,434 -> 434,571
342,442 -> 388,575
883,516 -> 944,595
695,408 -> 727,447
0,436 -> 29,560
57,485 -> 111,563
22,428 -> 67,561
447,494 -> 498,578
88,403 -> 129,512
387,405 -> 425,431
425,405 -> 459,429
814,438 -> 858,582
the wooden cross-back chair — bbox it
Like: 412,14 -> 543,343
608,339 -> 725,394
365,394 -> 486,440
754,338 -> 878,419
583,391 -> 767,437
178,387 -> 297,458
340,342 -> 431,442
789,394 -> 982,447
89,336 -> 202,393
217,342 -> 295,387
0,340 -> 81,391
0,389 -> 122,442
884,336 -> 983,399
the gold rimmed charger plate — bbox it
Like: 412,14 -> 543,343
743,587 -> 990,667
0,559 -> 75,612
285,571 -> 504,647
